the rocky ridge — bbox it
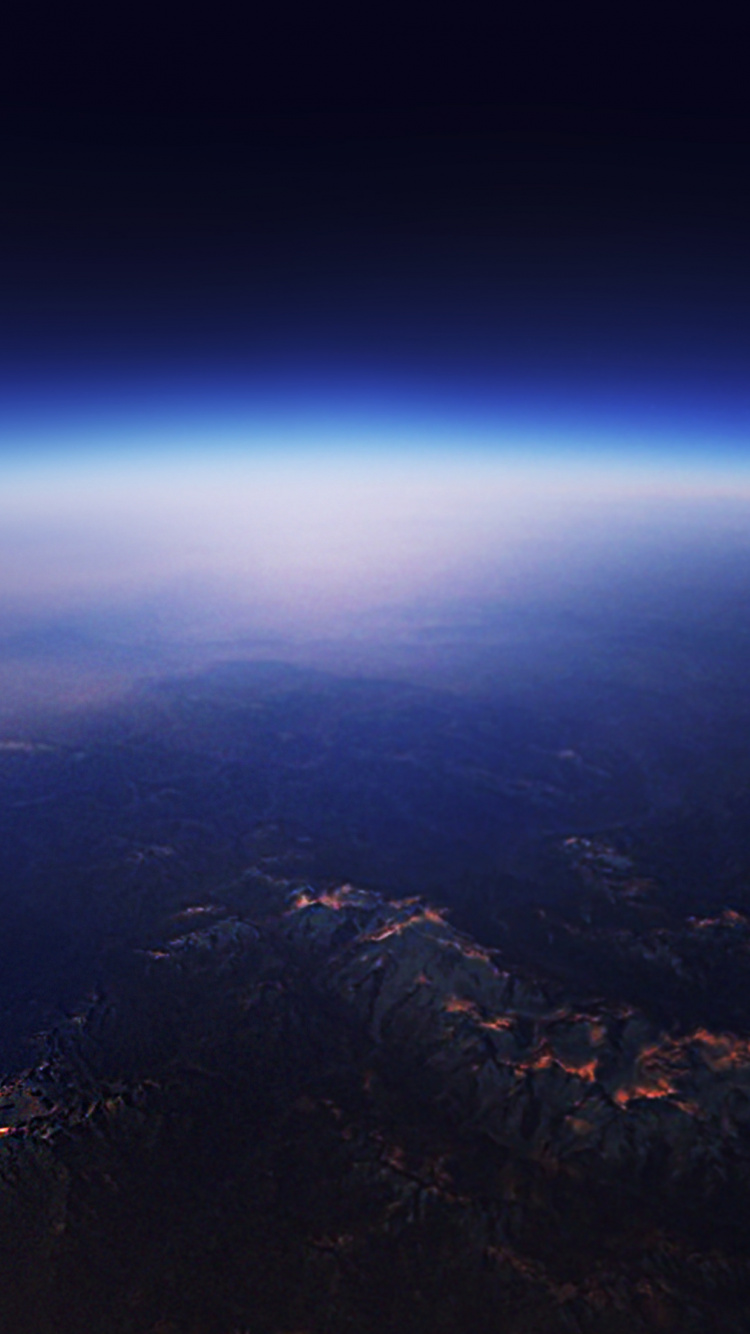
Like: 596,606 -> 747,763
2,865 -> 750,1330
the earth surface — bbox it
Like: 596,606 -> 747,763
2,585 -> 750,1332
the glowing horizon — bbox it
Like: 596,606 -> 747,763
3,420 -> 750,648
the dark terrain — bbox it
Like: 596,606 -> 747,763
1,659 -> 750,1331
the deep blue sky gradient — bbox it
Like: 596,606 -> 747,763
2,114 -> 750,469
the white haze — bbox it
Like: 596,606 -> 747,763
1,445 -> 750,717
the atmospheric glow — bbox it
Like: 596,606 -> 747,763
2,434 -> 750,640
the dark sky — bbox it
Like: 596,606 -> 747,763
3,0 -> 748,122
2,3 -> 750,455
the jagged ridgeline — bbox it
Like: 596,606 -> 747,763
1,874 -> 750,1332
1,664 -> 750,1330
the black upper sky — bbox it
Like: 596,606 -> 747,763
2,2 -> 750,453
3,0 -> 749,123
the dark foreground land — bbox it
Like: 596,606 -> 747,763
2,661 -> 750,1331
